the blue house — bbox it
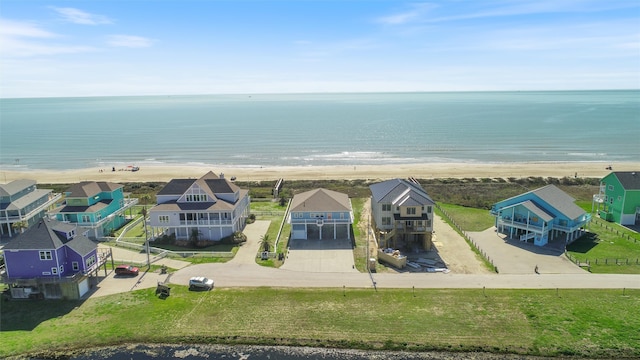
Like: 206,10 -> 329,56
49,181 -> 137,239
288,188 -> 353,240
491,185 -> 591,247
1,219 -> 105,299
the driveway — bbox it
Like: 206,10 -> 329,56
468,227 -> 587,274
281,238 -> 358,273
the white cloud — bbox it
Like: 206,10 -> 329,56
107,35 -> 155,48
0,18 -> 56,38
51,7 -> 112,25
375,3 -> 436,25
0,19 -> 96,57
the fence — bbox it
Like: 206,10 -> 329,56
565,252 -> 639,268
589,217 -> 639,244
435,204 -> 497,272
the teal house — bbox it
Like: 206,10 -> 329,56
491,185 -> 591,247
593,171 -> 640,225
50,181 -> 138,239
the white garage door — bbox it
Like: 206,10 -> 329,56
78,278 -> 89,297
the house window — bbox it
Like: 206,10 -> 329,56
382,217 -> 392,226
82,215 -> 91,223
608,185 -> 614,191
427,206 -> 432,213
618,196 -> 622,201
52,267 -> 58,275
59,265 -> 64,273
39,251 -> 52,260
407,207 -> 416,215
610,197 -> 614,204
86,255 -> 96,267
159,215 -> 169,223
72,262 -> 79,271
382,204 -> 391,212
426,220 -> 432,228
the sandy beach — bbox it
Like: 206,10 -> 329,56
1,162 -> 638,184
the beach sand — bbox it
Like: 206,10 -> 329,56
1,162 -> 638,184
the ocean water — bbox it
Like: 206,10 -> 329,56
1,90 -> 638,171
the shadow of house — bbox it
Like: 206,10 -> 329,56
0,297 -> 84,331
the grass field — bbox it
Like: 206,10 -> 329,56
567,218 -> 640,274
1,287 -> 638,359
438,203 -> 495,232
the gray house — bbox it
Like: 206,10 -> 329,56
1,179 -> 61,238
369,179 -> 435,251
148,171 -> 250,242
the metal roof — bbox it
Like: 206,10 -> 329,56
369,178 -> 434,206
0,179 -> 36,198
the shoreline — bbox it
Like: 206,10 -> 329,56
1,161 -> 638,184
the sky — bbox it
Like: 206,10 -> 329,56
1,0 -> 639,98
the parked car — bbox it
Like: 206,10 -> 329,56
189,276 -> 214,291
115,264 -> 139,276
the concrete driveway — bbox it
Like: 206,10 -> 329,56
468,227 -> 587,274
281,238 -> 358,273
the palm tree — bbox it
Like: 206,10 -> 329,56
259,234 -> 271,252
11,221 -> 28,235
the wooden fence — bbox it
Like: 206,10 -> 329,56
435,204 -> 497,272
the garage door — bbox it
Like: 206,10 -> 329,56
78,278 -> 89,297
292,224 -> 307,239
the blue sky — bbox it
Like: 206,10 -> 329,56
1,0 -> 639,97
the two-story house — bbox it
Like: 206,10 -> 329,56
49,181 -> 137,239
593,171 -> 640,225
148,171 -> 250,242
1,219 -> 103,299
369,178 -> 435,251
0,179 -> 61,238
288,188 -> 353,240
491,184 -> 591,246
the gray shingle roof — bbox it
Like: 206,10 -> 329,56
290,188 -> 351,212
369,179 -> 434,206
65,181 -> 123,198
3,219 -> 95,256
531,185 -> 585,220
1,188 -> 52,211
0,179 -> 36,198
612,171 -> 640,190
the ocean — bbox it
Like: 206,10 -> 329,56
1,90 -> 638,171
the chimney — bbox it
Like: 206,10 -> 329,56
219,173 -> 224,179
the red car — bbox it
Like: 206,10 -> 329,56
115,264 -> 139,276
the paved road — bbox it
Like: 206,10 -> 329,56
88,221 -> 640,298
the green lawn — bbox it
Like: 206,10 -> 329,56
438,203 -> 495,232
567,218 -> 640,274
1,288 -> 638,359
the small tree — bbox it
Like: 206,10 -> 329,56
259,234 -> 271,252
11,221 -> 28,234
189,228 -> 200,248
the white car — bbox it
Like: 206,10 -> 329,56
189,276 -> 214,291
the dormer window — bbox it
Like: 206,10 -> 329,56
186,194 -> 207,202
407,207 -> 416,215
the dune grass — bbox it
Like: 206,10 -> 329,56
1,287 -> 638,359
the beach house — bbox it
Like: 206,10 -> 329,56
49,181 -> 137,239
148,171 -> 250,242
288,188 -> 353,240
369,178 -> 435,251
593,171 -> 640,225
0,179 -> 61,238
491,185 -> 591,247
1,218 -> 105,299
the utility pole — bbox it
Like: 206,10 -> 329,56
142,207 -> 150,268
